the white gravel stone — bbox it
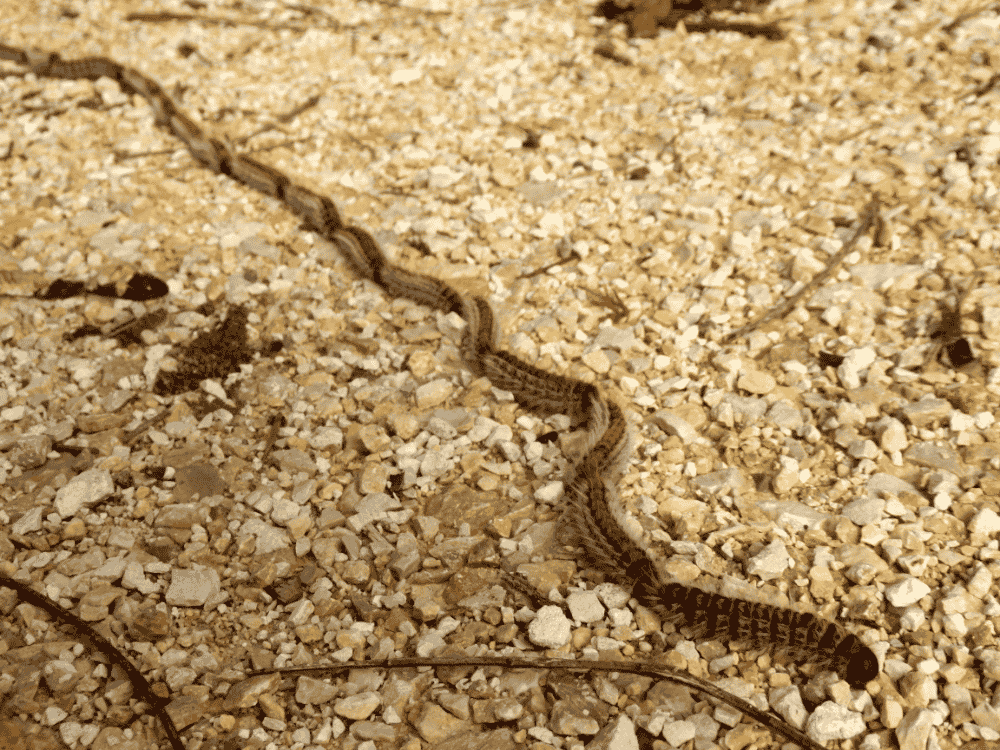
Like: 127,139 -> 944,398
12,506 -> 44,535
745,540 -> 791,581
879,418 -> 908,453
969,508 -> 1000,537
334,692 -> 381,721
590,714 -> 639,750
468,416 -> 500,442
885,578 -> 932,608
59,722 -> 84,746
566,591 -> 605,624
45,706 -> 68,725
239,518 -> 289,554
310,426 -> 344,450
769,686 -> 807,730
296,676 -> 338,705
527,605 -> 571,648
895,707 -> 936,750
805,702 -> 865,742
270,496 -> 301,524
836,347 -> 876,389
582,348 -> 611,374
166,567 -> 221,607
415,378 -> 453,409
54,468 -> 114,518
121,561 -> 158,594
534,481 -> 563,503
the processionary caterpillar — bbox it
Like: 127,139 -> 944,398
0,42 -> 879,690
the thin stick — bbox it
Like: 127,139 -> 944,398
0,574 -> 185,750
723,198 -> 880,343
251,655 -> 825,750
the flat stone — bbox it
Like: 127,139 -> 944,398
885,577 -> 931,608
567,591 -> 605,624
165,567 -> 221,607
415,379 -> 453,409
78,585 -> 124,622
165,695 -> 207,730
171,463 -> 226,502
293,676 -> 338,705
527,605 -> 571,648
224,674 -> 281,711
12,506 -> 44,535
239,517 -> 289,554
54,469 -> 114,518
334,691 -> 381,720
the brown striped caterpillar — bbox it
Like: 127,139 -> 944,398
0,42 -> 880,693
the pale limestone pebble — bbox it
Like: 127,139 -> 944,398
121,561 -> 158,594
587,714 -> 639,750
593,582 -> 632,612
969,508 -> 1000,538
745,539 -> 791,582
165,567 -> 221,607
771,455 -> 800,494
769,686 -> 807,730
432,691 -> 469,722
270,496 -> 301,524
527,605 -> 571,648
534,480 -> 562,504
967,563 -> 993,599
294,676 -> 338,706
895,707 -> 939,750
836,347 -> 876,390
53,468 -> 114,518
983,306 -> 1000,341
59,722 -> 85,746
736,369 -> 775,395
582,348 -> 611,374
712,678 -> 768,727
413,704 -> 471,744
805,701 -> 865,743
334,691 -> 381,721
357,424 -> 391,453
11,505 -> 44,535
467,415 -> 500,443
900,398 -> 952,429
651,410 -> 699,443
566,590 -> 605,624
841,494 -> 885,526
879,418 -> 908,453
415,378 -> 453,409
238,517 -> 288,554
885,577 -> 932,609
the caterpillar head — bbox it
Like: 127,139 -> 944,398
835,635 -> 879,688
844,646 -> 879,688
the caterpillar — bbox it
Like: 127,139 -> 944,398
0,42 -> 879,691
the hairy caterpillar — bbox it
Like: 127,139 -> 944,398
1,43 -> 880,693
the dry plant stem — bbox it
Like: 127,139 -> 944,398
0,574 -> 185,750
250,656 -> 825,750
124,11 -> 315,32
723,198 -> 881,343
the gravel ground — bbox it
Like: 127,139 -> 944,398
2,1 -> 1000,749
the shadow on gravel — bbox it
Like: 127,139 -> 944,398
594,0 -> 784,40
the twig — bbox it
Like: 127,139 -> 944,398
123,407 -> 171,445
0,574 -> 185,750
251,655 -> 825,750
941,1 -> 1000,34
723,198 -> 880,343
125,11 -> 314,32
521,251 -> 580,279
